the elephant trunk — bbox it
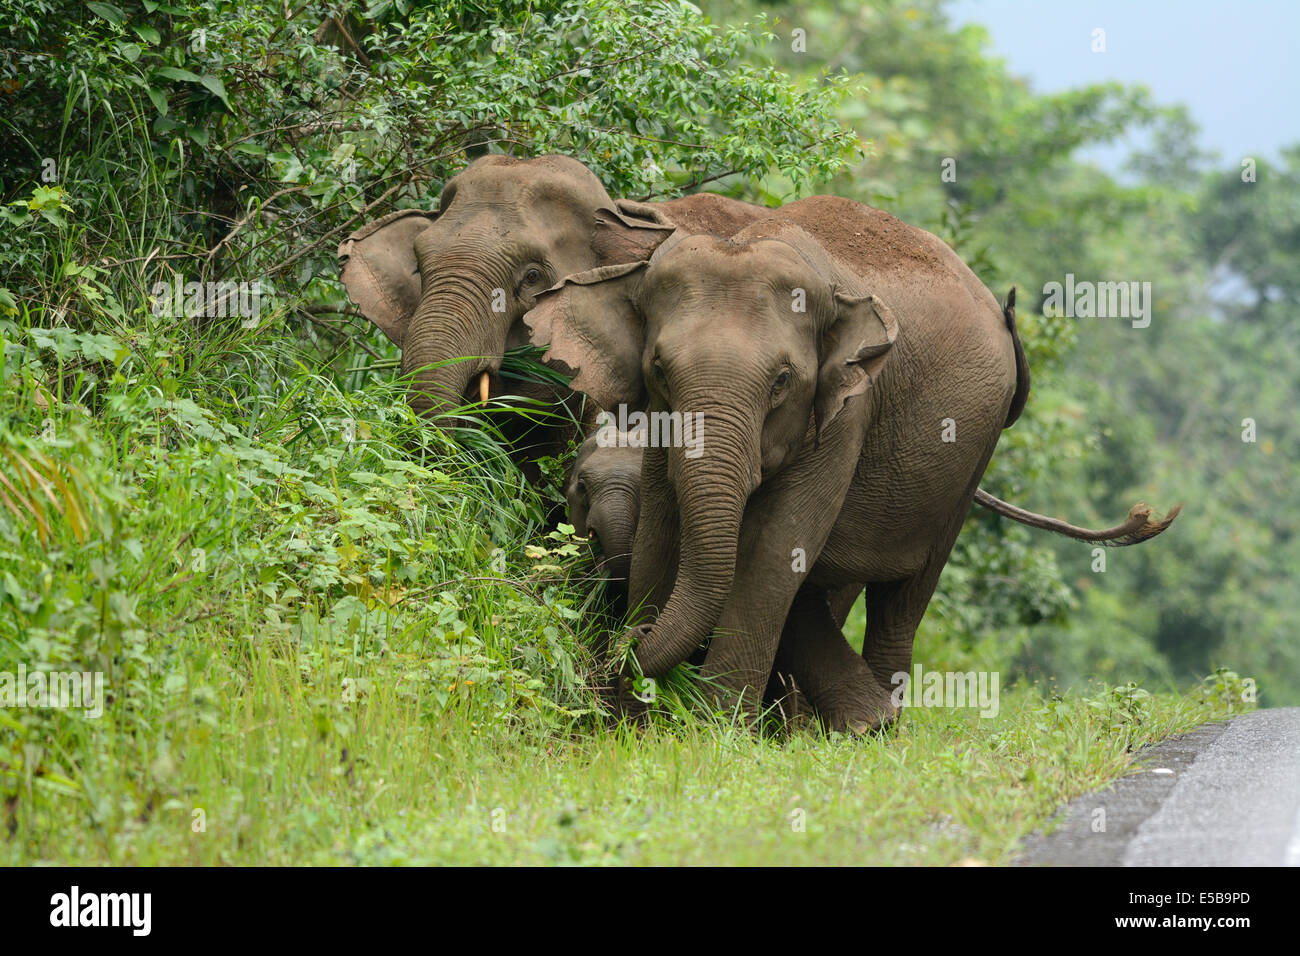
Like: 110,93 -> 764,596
402,251 -> 510,418
631,399 -> 757,677
590,486 -> 640,583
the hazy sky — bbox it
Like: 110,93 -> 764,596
947,0 -> 1299,169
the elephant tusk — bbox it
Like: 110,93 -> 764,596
478,371 -> 490,405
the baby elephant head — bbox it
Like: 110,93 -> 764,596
566,431 -> 643,586
527,219 -> 899,677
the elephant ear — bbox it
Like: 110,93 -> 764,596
336,209 -> 439,347
612,197 -> 673,225
524,261 -> 647,411
814,291 -> 899,440
591,205 -> 677,265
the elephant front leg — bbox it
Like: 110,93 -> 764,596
696,530 -> 812,729
699,446 -> 860,730
699,617 -> 788,730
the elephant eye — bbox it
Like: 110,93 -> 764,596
523,268 -> 542,286
575,478 -> 588,498
652,361 -> 670,394
772,369 -> 792,393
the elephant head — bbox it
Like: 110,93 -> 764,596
526,219 -> 898,676
567,431 -> 643,586
337,154 -> 674,418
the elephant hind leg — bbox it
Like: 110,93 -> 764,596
860,526 -> 962,696
861,447 -> 998,697
826,582 -> 863,631
774,586 -> 897,734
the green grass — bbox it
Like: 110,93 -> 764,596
2,649 -> 1242,866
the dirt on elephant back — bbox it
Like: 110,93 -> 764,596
663,193 -> 949,279
660,192 -> 771,237
776,195 -> 947,277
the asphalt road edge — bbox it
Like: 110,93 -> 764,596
1014,717 -> 1233,866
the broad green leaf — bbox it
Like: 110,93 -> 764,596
86,2 -> 126,25
197,74 -> 231,111
145,86 -> 168,117
155,66 -> 204,84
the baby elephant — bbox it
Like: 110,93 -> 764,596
566,428 -> 642,618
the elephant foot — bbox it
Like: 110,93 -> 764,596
817,681 -> 900,735
700,680 -> 768,733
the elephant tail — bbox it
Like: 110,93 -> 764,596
973,489 -> 1182,547
1002,286 -> 1031,428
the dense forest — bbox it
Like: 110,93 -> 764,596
0,1 -> 1284,863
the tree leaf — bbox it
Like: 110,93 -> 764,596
155,66 -> 204,84
145,86 -> 169,117
197,75 -> 232,111
86,2 -> 126,25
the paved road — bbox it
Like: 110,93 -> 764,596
1018,708 -> 1300,866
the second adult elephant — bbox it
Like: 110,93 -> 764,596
568,415 -> 1174,731
527,203 -> 1180,730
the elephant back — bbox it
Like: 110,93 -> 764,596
654,191 -> 773,239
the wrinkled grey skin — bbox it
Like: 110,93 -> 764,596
337,154 -> 767,467
528,201 -> 1032,732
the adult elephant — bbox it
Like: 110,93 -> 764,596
336,154 -> 767,466
525,206 -> 1180,731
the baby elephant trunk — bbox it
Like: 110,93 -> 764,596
590,498 -> 638,584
